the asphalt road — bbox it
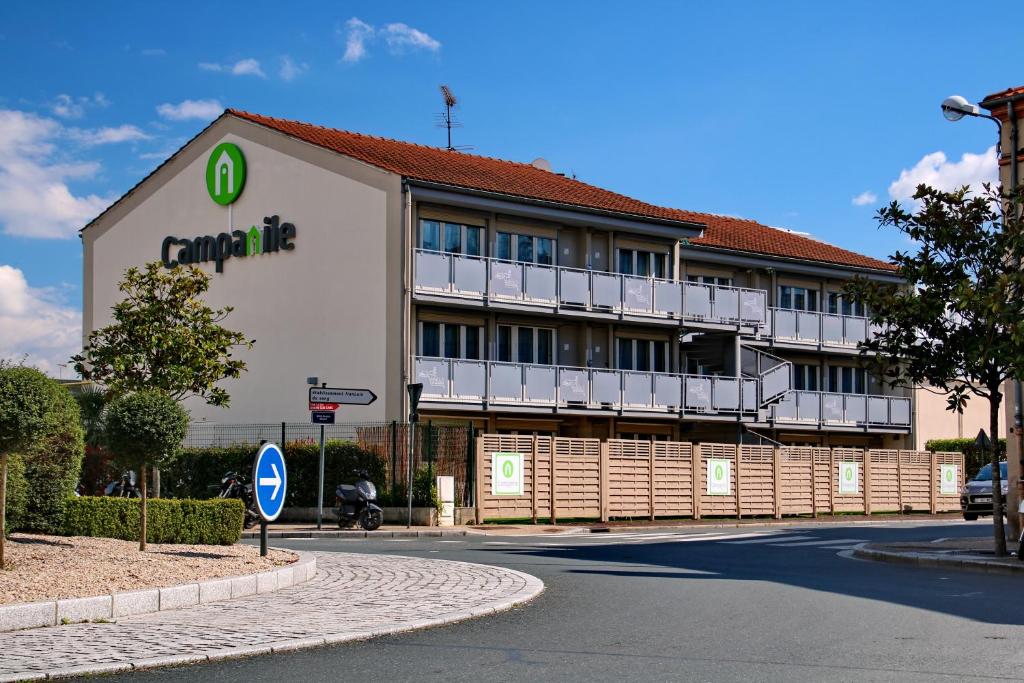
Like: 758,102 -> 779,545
113,520 -> 1024,682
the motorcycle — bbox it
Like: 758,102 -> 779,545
217,471 -> 260,529
104,471 -> 138,498
334,471 -> 384,531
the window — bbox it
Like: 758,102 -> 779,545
793,364 -> 820,392
617,432 -> 670,442
827,291 -> 866,317
496,325 -> 555,364
779,285 -> 819,312
496,232 -> 554,265
687,274 -> 733,287
419,220 -> 482,256
828,366 -> 866,394
618,249 -> 670,279
616,338 -> 668,372
419,322 -> 484,359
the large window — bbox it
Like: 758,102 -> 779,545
419,322 -> 483,360
419,220 -> 483,256
793,363 -> 820,391
616,338 -> 668,372
496,325 -> 554,365
618,249 -> 669,278
828,366 -> 866,394
495,232 -> 554,265
779,285 -> 819,312
827,291 -> 867,317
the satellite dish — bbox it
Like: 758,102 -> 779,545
941,95 -> 980,122
531,157 -> 553,172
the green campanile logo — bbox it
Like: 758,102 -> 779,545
205,142 -> 246,205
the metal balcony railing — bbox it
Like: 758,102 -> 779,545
761,308 -> 880,349
413,249 -> 767,326
413,356 -> 760,416
771,390 -> 912,428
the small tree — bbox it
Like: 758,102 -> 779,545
847,185 -> 1024,556
105,391 -> 189,550
0,364 -> 61,567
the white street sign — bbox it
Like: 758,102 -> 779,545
492,452 -> 524,496
308,387 -> 377,405
707,458 -> 731,496
839,461 -> 859,494
940,464 -> 959,495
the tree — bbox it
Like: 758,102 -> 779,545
105,391 -> 189,550
0,363 -> 69,567
847,184 -> 1024,556
72,262 -> 253,407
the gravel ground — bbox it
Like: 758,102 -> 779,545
0,534 -> 296,605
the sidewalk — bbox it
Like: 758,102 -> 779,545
0,552 -> 543,682
853,536 -> 1024,575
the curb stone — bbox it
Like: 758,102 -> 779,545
0,549 -> 316,633
852,543 -> 1024,575
240,528 -> 469,539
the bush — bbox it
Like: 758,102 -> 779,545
63,496 -> 244,545
3,454 -> 27,535
105,391 -> 189,474
160,440 -> 386,507
926,437 -> 1006,479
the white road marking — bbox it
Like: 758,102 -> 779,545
773,538 -> 867,547
722,534 -> 813,545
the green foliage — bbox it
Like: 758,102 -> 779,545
63,496 -> 243,545
160,440 -> 386,507
105,391 -> 189,470
3,454 -> 26,535
926,437 -> 1007,479
0,364 -> 56,456
73,262 -> 253,407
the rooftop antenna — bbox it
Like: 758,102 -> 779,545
436,84 -> 473,152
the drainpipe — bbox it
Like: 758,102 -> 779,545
402,182 -> 412,420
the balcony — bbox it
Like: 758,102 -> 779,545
414,356 -> 760,418
413,249 -> 767,327
760,308 -> 879,351
771,391 -> 911,430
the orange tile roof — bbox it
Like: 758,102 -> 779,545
228,110 -> 894,272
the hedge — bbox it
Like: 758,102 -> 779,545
926,437 -> 1007,479
63,496 -> 244,545
160,440 -> 386,507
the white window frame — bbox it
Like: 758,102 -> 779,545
687,274 -> 733,287
779,285 -> 820,312
616,337 -> 669,372
793,364 -> 820,392
496,324 -> 556,364
419,219 -> 483,256
826,290 -> 866,317
827,365 -> 866,394
495,232 -> 555,265
418,321 -> 484,360
617,248 -> 671,279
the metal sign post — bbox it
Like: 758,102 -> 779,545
317,423 -> 326,529
407,383 -> 423,529
252,442 -> 288,557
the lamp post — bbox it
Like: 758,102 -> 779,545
942,92 -> 1023,537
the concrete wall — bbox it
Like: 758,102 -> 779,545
914,384 -> 1005,450
83,117 -> 404,423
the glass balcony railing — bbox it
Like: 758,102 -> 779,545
413,356 -> 760,416
771,390 -> 911,428
762,308 -> 880,349
413,249 -> 767,326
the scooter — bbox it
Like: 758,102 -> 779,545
218,471 -> 260,529
334,471 -> 384,531
104,471 -> 138,498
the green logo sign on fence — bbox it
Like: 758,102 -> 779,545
838,461 -> 859,494
492,452 -> 524,496
939,464 -> 959,495
206,142 -> 246,205
707,458 -> 730,496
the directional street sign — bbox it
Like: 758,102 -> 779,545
311,410 -> 336,424
252,442 -> 287,522
309,387 -> 377,405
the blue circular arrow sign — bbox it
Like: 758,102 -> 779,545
252,443 -> 287,522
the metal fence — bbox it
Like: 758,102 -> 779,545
183,421 -> 476,506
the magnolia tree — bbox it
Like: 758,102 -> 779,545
847,185 -> 1024,556
105,391 -> 188,551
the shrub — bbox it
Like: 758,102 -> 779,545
161,440 -> 386,507
3,454 -> 26,534
63,496 -> 244,545
926,437 -> 1006,479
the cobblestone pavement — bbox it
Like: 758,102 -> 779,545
0,552 -> 543,681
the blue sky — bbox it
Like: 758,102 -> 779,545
0,1 -> 1017,372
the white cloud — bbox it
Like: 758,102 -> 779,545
156,99 -> 223,121
279,55 -> 308,81
68,124 -> 150,146
341,17 -> 440,63
851,190 -> 877,206
51,93 -> 109,119
0,265 -> 81,376
199,58 -> 266,78
382,22 -> 441,53
888,146 -> 998,204
0,109 -> 112,238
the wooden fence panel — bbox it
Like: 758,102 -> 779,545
779,447 -> 814,515
813,449 -> 833,513
898,450 -> 932,512
653,441 -> 695,517
477,435 -> 551,521
739,446 -> 775,517
868,450 -> 901,512
832,448 -> 866,513
698,443 -> 738,516
935,451 -> 965,513
607,439 -> 652,518
553,438 -> 602,519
